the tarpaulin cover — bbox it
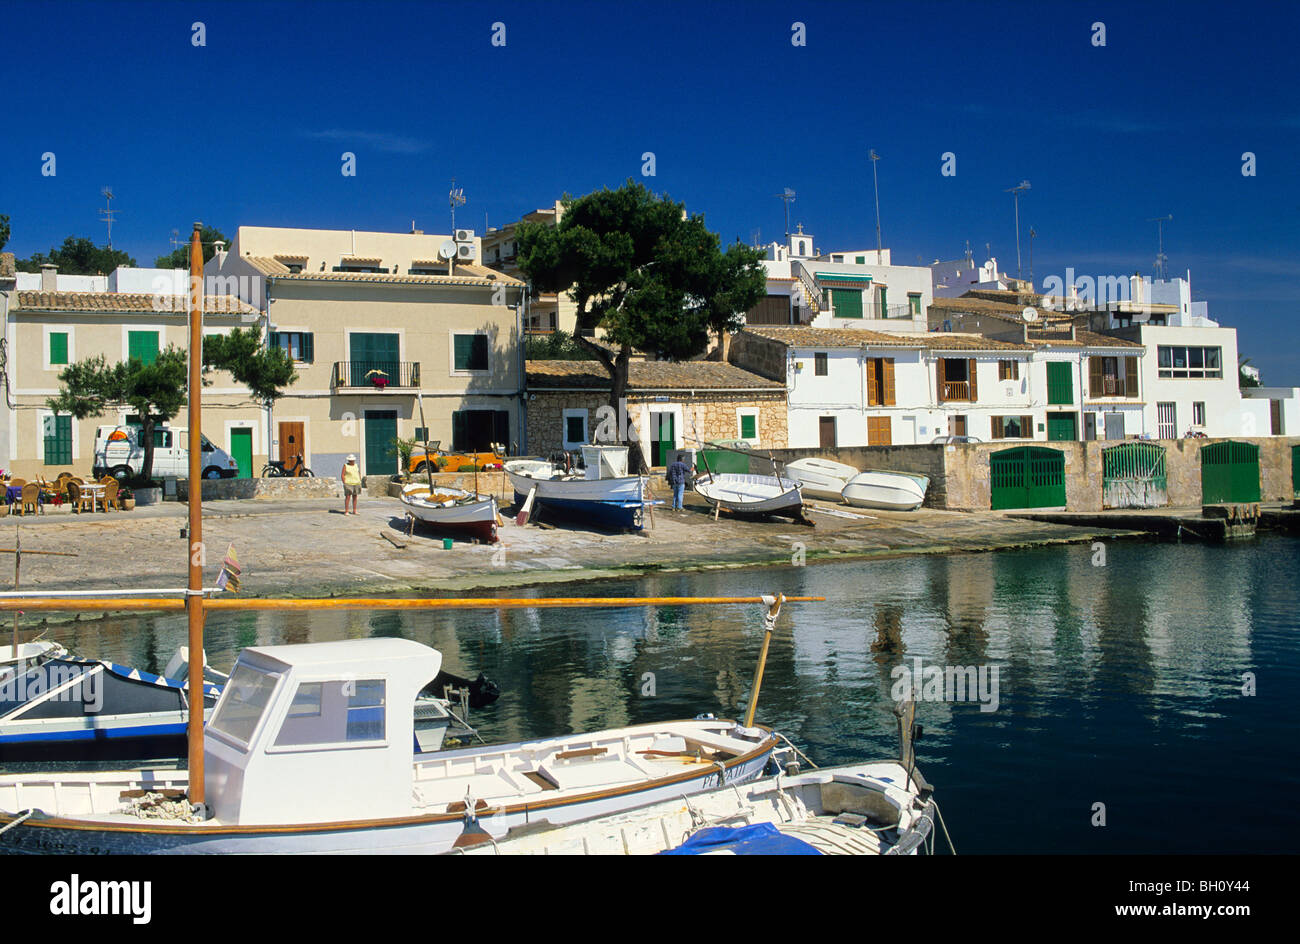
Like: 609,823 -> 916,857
659,823 -> 822,855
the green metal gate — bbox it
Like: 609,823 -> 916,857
1102,442 -> 1167,508
990,446 -> 1067,510
1200,440 -> 1260,504
1293,444 -> 1299,498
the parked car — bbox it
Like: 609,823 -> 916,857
407,442 -> 501,475
931,435 -> 983,444
93,425 -> 239,482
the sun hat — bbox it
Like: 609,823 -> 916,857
346,454 -> 356,461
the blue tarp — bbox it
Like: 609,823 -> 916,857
659,823 -> 822,855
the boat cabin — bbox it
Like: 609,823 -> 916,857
204,638 -> 441,825
580,445 -> 629,479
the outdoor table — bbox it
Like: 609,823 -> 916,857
5,484 -> 43,512
79,483 -> 106,512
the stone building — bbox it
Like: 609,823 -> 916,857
525,360 -> 787,465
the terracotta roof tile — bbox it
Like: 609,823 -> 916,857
268,269 -> 523,287
740,325 -> 924,348
244,256 -> 291,275
527,359 -> 784,390
923,333 -> 1033,352
1031,328 -> 1144,349
15,291 -> 259,316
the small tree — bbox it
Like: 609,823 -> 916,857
203,327 -> 297,405
47,349 -> 188,482
517,181 -> 766,470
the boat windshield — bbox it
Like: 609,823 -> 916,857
273,679 -> 387,748
208,663 -> 280,747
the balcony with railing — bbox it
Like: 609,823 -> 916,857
331,361 -> 421,391
1088,376 -> 1138,399
940,381 -> 972,402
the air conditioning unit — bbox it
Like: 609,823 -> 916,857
455,229 -> 475,243
456,243 -> 476,260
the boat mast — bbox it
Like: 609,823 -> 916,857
186,222 -> 206,806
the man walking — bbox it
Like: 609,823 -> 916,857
666,452 -> 691,511
342,454 -> 362,515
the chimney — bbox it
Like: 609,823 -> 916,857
40,263 -> 58,293
212,240 -> 228,268
0,252 -> 15,281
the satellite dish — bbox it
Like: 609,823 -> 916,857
1022,307 -> 1039,323
438,240 -> 457,260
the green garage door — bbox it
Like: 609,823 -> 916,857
990,446 -> 1066,510
1201,441 -> 1260,504
1046,412 -> 1077,441
1102,441 -> 1167,508
364,410 -> 399,476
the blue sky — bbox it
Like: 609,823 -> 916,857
3,0 -> 1297,382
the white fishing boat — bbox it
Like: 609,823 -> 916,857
784,458 -> 860,502
0,641 -> 65,685
505,445 -> 648,529
841,470 -> 930,511
693,472 -> 803,518
450,761 -> 938,856
399,483 -> 500,543
0,638 -> 779,854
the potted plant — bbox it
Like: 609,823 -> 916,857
366,368 -> 389,390
120,486 -> 135,511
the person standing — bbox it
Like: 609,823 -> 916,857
666,452 -> 691,511
342,454 -> 362,515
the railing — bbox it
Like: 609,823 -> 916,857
332,361 -> 421,389
941,381 -> 971,401
792,261 -> 823,313
1089,376 -> 1134,398
859,303 -> 914,320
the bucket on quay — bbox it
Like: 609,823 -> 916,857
442,538 -> 454,550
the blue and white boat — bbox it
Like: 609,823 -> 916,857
505,445 -> 650,530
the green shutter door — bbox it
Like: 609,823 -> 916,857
230,428 -> 254,479
650,412 -> 674,466
1293,444 -> 1300,498
128,331 -> 159,365
990,446 -> 1066,510
364,410 -> 399,475
44,415 -> 73,466
1046,362 -> 1073,405
1046,413 -> 1077,441
1201,441 -> 1261,504
832,289 -> 862,318
350,333 -> 399,386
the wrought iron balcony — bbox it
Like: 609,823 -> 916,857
331,361 -> 421,391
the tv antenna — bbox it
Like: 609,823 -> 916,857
868,149 -> 883,264
449,179 -> 467,233
775,188 -> 796,238
1005,180 -> 1031,279
100,187 -> 118,249
1147,214 -> 1172,280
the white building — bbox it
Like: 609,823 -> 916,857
744,226 -> 932,334
1241,387 -> 1298,436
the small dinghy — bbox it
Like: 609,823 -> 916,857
450,762 -> 938,856
400,483 -> 500,543
784,458 -> 860,502
841,470 -> 930,511
693,472 -> 803,518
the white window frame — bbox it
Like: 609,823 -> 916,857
121,325 -> 165,364
736,408 -> 760,445
448,329 -> 490,376
1192,402 -> 1206,427
561,409 -> 589,450
36,409 -> 79,463
1157,402 -> 1177,439
43,325 -> 75,371
269,324 -> 313,365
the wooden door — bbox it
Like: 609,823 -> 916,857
279,422 -> 305,464
231,428 -> 254,478
867,416 -> 891,446
952,415 -> 967,437
819,416 -> 837,449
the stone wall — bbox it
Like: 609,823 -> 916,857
528,390 -> 788,460
178,476 -> 342,501
758,436 -> 1300,511
728,332 -> 788,382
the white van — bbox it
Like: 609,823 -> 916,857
93,425 -> 239,482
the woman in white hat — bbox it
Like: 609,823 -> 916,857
342,454 -> 361,514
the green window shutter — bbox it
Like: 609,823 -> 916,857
740,414 -> 757,439
493,410 -> 510,447
855,256 -> 866,264
1047,362 -> 1073,405
49,332 -> 69,365
128,331 -> 159,365
453,335 -> 474,371
414,426 -> 429,443
301,333 -> 314,363
877,286 -> 887,316
269,331 -> 281,350
44,415 -> 72,465
451,411 -> 468,451
831,289 -> 862,318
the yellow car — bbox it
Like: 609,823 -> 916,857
408,444 -> 501,475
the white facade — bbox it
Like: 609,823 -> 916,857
753,247 -> 932,334
1129,325 -> 1247,438
1241,386 -> 1300,436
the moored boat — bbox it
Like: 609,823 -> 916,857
450,761 -> 937,856
841,470 -> 930,511
693,472 -> 803,518
784,458 -> 859,502
504,445 -> 648,530
399,483 -> 500,543
0,638 -> 780,854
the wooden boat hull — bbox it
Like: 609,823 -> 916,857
505,462 -> 647,530
0,724 -> 776,854
694,473 -> 803,517
841,470 -> 930,511
784,459 -> 859,502
399,484 -> 499,543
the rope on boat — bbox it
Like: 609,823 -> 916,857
775,732 -> 819,769
124,792 -> 202,823
931,799 -> 957,855
0,809 -> 33,836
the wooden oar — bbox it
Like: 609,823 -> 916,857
516,485 -> 537,526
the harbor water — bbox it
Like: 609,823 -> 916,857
33,535 -> 1300,854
